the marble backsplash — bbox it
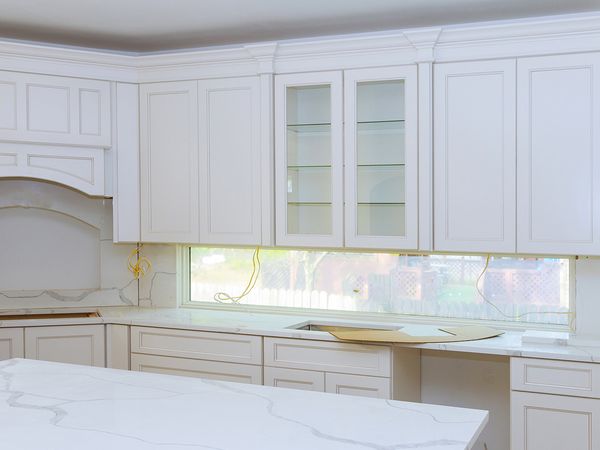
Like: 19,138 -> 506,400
0,180 -> 141,310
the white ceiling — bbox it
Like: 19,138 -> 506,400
1,0 -> 600,52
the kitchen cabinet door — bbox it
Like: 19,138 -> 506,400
274,71 -> 344,247
434,59 -> 516,253
511,391 -> 600,450
264,366 -> 325,392
25,325 -> 105,367
140,81 -> 199,243
0,328 -> 24,360
517,53 -> 600,255
198,76 -> 262,245
131,353 -> 262,385
344,65 -> 418,250
325,372 -> 391,399
0,71 -> 111,148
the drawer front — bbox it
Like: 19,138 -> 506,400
131,354 -> 262,385
264,337 -> 391,377
511,391 -> 600,450
325,373 -> 391,399
264,366 -> 325,392
0,328 -> 24,360
511,357 -> 600,399
131,326 -> 262,365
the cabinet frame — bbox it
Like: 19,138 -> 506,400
274,71 -> 344,248
139,80 -> 200,243
344,65 -> 418,250
516,53 -> 600,255
198,76 -> 263,245
433,59 -> 516,253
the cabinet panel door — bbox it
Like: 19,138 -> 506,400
0,71 -> 111,147
24,325 -> 105,367
264,366 -> 325,392
434,59 -> 516,253
274,71 -> 344,247
517,53 -> 600,255
344,65 -> 418,250
198,76 -> 262,245
131,353 -> 262,385
325,373 -> 391,399
140,81 -> 199,243
0,328 -> 24,360
511,391 -> 600,450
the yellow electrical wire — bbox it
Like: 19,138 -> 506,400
476,254 -> 575,328
128,244 -> 152,279
214,247 -> 261,304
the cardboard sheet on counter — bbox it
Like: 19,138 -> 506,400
325,325 -> 504,344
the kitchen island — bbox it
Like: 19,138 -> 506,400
1,358 -> 487,450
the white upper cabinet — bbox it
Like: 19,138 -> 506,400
434,59 -> 516,253
0,71 -> 112,196
274,67 -> 417,250
140,76 -> 265,245
198,76 -> 262,245
344,66 -> 418,250
517,53 -> 600,255
275,71 -> 344,248
0,71 -> 111,147
140,81 -> 199,243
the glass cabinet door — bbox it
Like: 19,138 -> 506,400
275,72 -> 343,247
344,66 -> 418,249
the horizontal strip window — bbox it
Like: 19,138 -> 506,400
185,247 -> 571,326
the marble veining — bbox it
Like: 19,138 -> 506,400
0,359 -> 487,450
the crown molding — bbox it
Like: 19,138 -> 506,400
0,11 -> 600,82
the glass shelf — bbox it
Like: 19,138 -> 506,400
287,123 -> 331,133
356,163 -> 404,167
288,201 -> 332,205
288,165 -> 332,169
357,119 -> 405,125
357,202 -> 405,205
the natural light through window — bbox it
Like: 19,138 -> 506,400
188,248 -> 571,325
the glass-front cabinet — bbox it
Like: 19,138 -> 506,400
274,66 -> 417,249
344,66 -> 418,249
275,72 -> 344,247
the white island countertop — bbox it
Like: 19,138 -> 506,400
1,358 -> 488,450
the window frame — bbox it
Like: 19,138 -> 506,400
178,245 -> 575,332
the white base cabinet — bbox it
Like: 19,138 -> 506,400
511,391 -> 600,450
264,366 -> 325,392
24,325 -> 105,367
263,337 -> 419,400
130,327 -> 263,385
0,328 -> 24,360
511,357 -> 600,450
325,372 -> 390,399
131,353 -> 262,384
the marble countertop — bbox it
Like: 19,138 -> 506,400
1,358 -> 488,450
2,306 -> 600,363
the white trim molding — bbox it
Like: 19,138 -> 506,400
1,11 -> 600,82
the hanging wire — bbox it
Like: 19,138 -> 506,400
128,244 -> 152,279
476,254 -> 575,328
213,247 -> 261,304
